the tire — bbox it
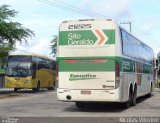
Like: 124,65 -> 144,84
32,82 -> 40,92
47,87 -> 54,90
75,102 -> 85,108
14,88 -> 18,92
131,87 -> 137,106
122,89 -> 132,109
47,82 -> 55,90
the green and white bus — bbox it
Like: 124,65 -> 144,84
57,19 -> 154,108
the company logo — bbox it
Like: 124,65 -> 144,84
67,30 -> 108,45
68,33 -> 94,45
122,61 -> 130,70
69,74 -> 97,81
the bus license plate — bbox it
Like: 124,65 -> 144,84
81,90 -> 91,95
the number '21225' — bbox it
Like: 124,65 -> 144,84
68,24 -> 91,29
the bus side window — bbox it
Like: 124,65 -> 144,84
32,62 -> 37,79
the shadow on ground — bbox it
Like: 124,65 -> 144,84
0,88 -> 55,98
63,94 -> 154,113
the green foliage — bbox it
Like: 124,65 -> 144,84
0,5 -> 34,68
0,5 -> 34,45
0,68 -> 5,74
50,35 -> 57,57
0,42 -> 14,68
0,5 -> 17,21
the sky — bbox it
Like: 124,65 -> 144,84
1,0 -> 160,58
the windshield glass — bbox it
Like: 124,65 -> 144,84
6,56 -> 32,77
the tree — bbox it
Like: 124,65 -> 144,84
50,35 -> 57,57
0,42 -> 14,68
0,5 -> 34,45
0,5 -> 34,68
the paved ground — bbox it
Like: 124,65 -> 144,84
0,88 -> 15,98
0,88 -> 160,123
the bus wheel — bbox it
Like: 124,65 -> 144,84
122,89 -> 132,109
75,102 -> 85,108
47,82 -> 55,90
14,88 -> 18,92
33,82 -> 40,92
47,87 -> 54,90
131,87 -> 137,106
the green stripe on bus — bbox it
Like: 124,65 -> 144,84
57,56 -> 152,73
59,59 -> 115,72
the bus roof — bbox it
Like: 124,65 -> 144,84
9,53 -> 55,61
62,18 -> 114,23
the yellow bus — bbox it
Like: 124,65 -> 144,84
5,53 -> 56,92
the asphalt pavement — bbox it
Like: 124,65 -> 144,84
0,88 -> 19,98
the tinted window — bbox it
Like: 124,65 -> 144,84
6,56 -> 32,77
37,63 -> 50,70
121,29 -> 153,63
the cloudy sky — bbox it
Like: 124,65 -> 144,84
1,0 -> 160,58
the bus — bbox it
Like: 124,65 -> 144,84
5,53 -> 56,92
57,19 -> 154,108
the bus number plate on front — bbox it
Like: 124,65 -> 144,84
81,90 -> 91,95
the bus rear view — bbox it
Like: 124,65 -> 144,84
57,19 -> 122,107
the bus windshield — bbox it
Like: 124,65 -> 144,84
6,56 -> 32,77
